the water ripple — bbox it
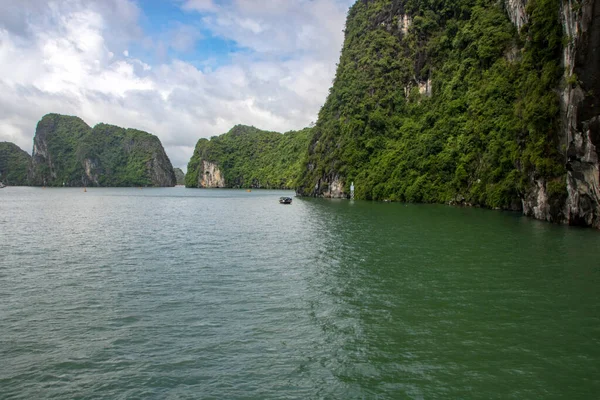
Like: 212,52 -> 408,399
1,188 -> 599,398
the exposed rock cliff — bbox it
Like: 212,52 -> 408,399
513,0 -> 600,227
504,0 -> 529,30
186,156 -> 225,188
0,142 -> 31,185
174,168 -> 185,185
29,114 -> 176,187
323,175 -> 346,198
199,161 -> 225,188
561,0 -> 600,228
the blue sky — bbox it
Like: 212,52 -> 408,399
135,1 -> 242,68
0,0 -> 354,169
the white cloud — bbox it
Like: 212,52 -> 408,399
168,23 -> 203,52
0,0 -> 353,170
181,0 -> 217,12
190,0 -> 352,56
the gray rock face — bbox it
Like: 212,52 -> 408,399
174,168 -> 185,185
566,115 -> 600,227
522,179 -> 550,221
561,0 -> 600,228
506,0 -> 600,228
83,158 -> 100,186
504,0 -> 529,30
197,161 -> 225,188
146,147 -> 178,188
308,174 -> 347,198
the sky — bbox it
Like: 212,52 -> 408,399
0,0 -> 354,170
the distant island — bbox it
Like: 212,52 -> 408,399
174,168 -> 185,185
0,142 -> 31,186
185,125 -> 311,189
1,114 -> 177,187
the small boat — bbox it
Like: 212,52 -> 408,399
279,197 -> 292,204
0,182 -> 5,189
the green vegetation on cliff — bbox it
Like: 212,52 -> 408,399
186,125 -> 311,188
0,142 -> 31,185
30,114 -> 176,187
30,114 -> 91,186
297,0 -> 566,210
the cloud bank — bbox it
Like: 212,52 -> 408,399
0,0 -> 352,169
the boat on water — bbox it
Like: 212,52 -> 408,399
279,197 -> 292,204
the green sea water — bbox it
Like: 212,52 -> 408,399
1,187 -> 599,399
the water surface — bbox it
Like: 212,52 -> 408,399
1,187 -> 599,399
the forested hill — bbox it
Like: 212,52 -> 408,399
0,142 -> 31,185
185,125 -> 311,189
296,0 -> 600,228
29,114 -> 176,187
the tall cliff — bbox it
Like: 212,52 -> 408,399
29,114 -> 91,186
561,0 -> 600,228
297,0 -> 600,228
29,114 -> 176,187
0,142 -> 31,185
186,125 -> 311,189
